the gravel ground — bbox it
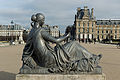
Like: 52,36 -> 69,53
0,42 -> 120,80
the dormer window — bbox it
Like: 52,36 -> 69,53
101,22 -> 103,24
118,22 -> 120,25
105,22 -> 108,25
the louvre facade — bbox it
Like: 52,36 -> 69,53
74,6 -> 120,41
96,20 -> 120,40
0,24 -> 24,42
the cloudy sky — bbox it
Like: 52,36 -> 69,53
0,0 -> 120,33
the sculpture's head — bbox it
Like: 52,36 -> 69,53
31,13 -> 45,26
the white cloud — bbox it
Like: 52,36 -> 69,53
0,0 -> 120,33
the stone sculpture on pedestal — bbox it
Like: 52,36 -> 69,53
20,13 -> 102,74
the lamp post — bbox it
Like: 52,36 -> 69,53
13,22 -> 18,42
11,20 -> 14,42
108,19 -> 112,43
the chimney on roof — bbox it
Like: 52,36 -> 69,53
84,6 -> 88,10
76,7 -> 81,19
91,8 -> 94,19
83,6 -> 88,17
77,7 -> 81,12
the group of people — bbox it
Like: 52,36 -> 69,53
78,38 -> 96,44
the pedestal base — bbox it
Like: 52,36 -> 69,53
16,73 -> 106,80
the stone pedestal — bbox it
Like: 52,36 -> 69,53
16,73 -> 106,80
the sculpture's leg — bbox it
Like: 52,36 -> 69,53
63,41 -> 102,73
63,41 -> 93,60
20,56 -> 37,74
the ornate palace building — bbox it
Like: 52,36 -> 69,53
49,26 -> 60,38
74,6 -> 120,41
74,6 -> 96,41
96,20 -> 120,40
0,24 -> 24,43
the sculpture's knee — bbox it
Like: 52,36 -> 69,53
23,57 -> 37,69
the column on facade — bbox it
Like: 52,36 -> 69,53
19,30 -> 24,44
103,26 -> 106,39
99,26 -> 102,41
92,21 -> 96,39
117,25 -> 119,39
89,21 -> 92,40
84,21 -> 87,39
118,25 -> 120,39
106,25 -> 110,40
108,25 -> 111,39
96,26 -> 98,40
9,30 -> 11,41
15,30 -> 18,41
105,25 -> 108,40
80,21 -> 83,39
105,25 -> 108,39
110,25 -> 113,39
112,25 -> 115,39
76,20 -> 79,39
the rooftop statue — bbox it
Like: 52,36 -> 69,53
20,13 -> 102,74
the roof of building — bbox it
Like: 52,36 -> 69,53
76,7 -> 95,20
77,9 -> 90,19
0,24 -> 24,30
50,26 -> 59,31
96,20 -> 120,25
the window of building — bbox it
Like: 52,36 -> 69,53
87,28 -> 89,33
115,30 -> 117,33
83,28 -> 85,33
78,22 -> 80,26
83,22 -> 85,28
106,30 -> 108,33
92,28 -> 93,32
98,31 -> 99,33
102,35 -> 104,39
97,35 -> 99,40
79,28 -> 80,32
115,35 -> 117,39
111,30 -> 112,33
102,30 -> 104,33
78,34 -> 80,38
83,22 -> 85,33
92,23 -> 93,27
101,22 -> 103,24
105,22 -> 108,25
87,34 -> 89,39
118,22 -> 120,25
92,34 -> 94,39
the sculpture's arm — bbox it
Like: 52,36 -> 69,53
41,30 -> 70,43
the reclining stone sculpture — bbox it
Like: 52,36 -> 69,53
20,13 -> 102,74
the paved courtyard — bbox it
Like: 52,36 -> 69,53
0,42 -> 120,80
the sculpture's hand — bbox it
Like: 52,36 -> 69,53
66,32 -> 71,38
42,29 -> 71,43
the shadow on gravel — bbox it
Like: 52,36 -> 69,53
0,71 -> 16,80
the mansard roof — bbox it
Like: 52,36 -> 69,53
96,20 -> 120,25
76,9 -> 93,20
